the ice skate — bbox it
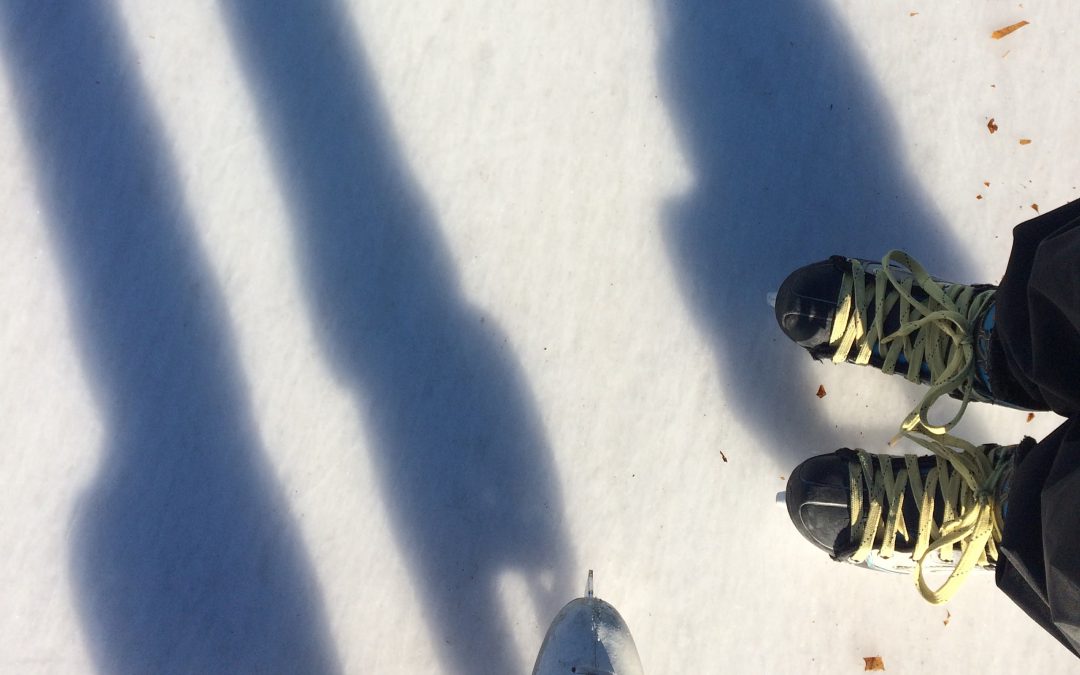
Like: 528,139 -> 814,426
532,571 -> 644,675
781,436 -> 1019,604
774,251 -> 1044,438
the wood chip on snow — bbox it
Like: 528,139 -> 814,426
991,20 -> 1029,39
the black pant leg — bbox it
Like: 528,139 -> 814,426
993,199 -> 1080,656
997,424 -> 1080,656
995,199 -> 1080,414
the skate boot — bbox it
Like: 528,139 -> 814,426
774,250 -> 1045,437
782,435 -> 1023,604
533,571 -> 643,675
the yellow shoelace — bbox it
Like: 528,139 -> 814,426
828,250 -> 996,439
831,250 -> 1010,603
848,438 -> 1012,604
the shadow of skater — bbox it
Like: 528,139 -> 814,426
0,2 -> 340,672
656,0 -> 983,461
217,1 -> 575,671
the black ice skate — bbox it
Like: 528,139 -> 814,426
782,436 -> 1021,604
774,250 -> 1045,437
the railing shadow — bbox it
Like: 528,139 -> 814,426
655,0 -> 983,462
217,1 -> 576,671
0,1 -> 340,672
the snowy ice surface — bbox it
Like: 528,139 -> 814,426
1,1 -> 1078,673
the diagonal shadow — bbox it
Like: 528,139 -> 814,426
0,2 -> 340,672
217,1 -> 576,671
656,0 -> 984,462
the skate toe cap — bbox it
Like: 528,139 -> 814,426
774,259 -> 845,348
785,452 -> 853,556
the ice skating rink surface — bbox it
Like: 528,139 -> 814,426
2,1 -> 1078,672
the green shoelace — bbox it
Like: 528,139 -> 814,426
828,250 -> 996,440
847,438 -> 1013,604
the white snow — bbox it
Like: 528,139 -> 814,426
1,1 -> 1077,672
